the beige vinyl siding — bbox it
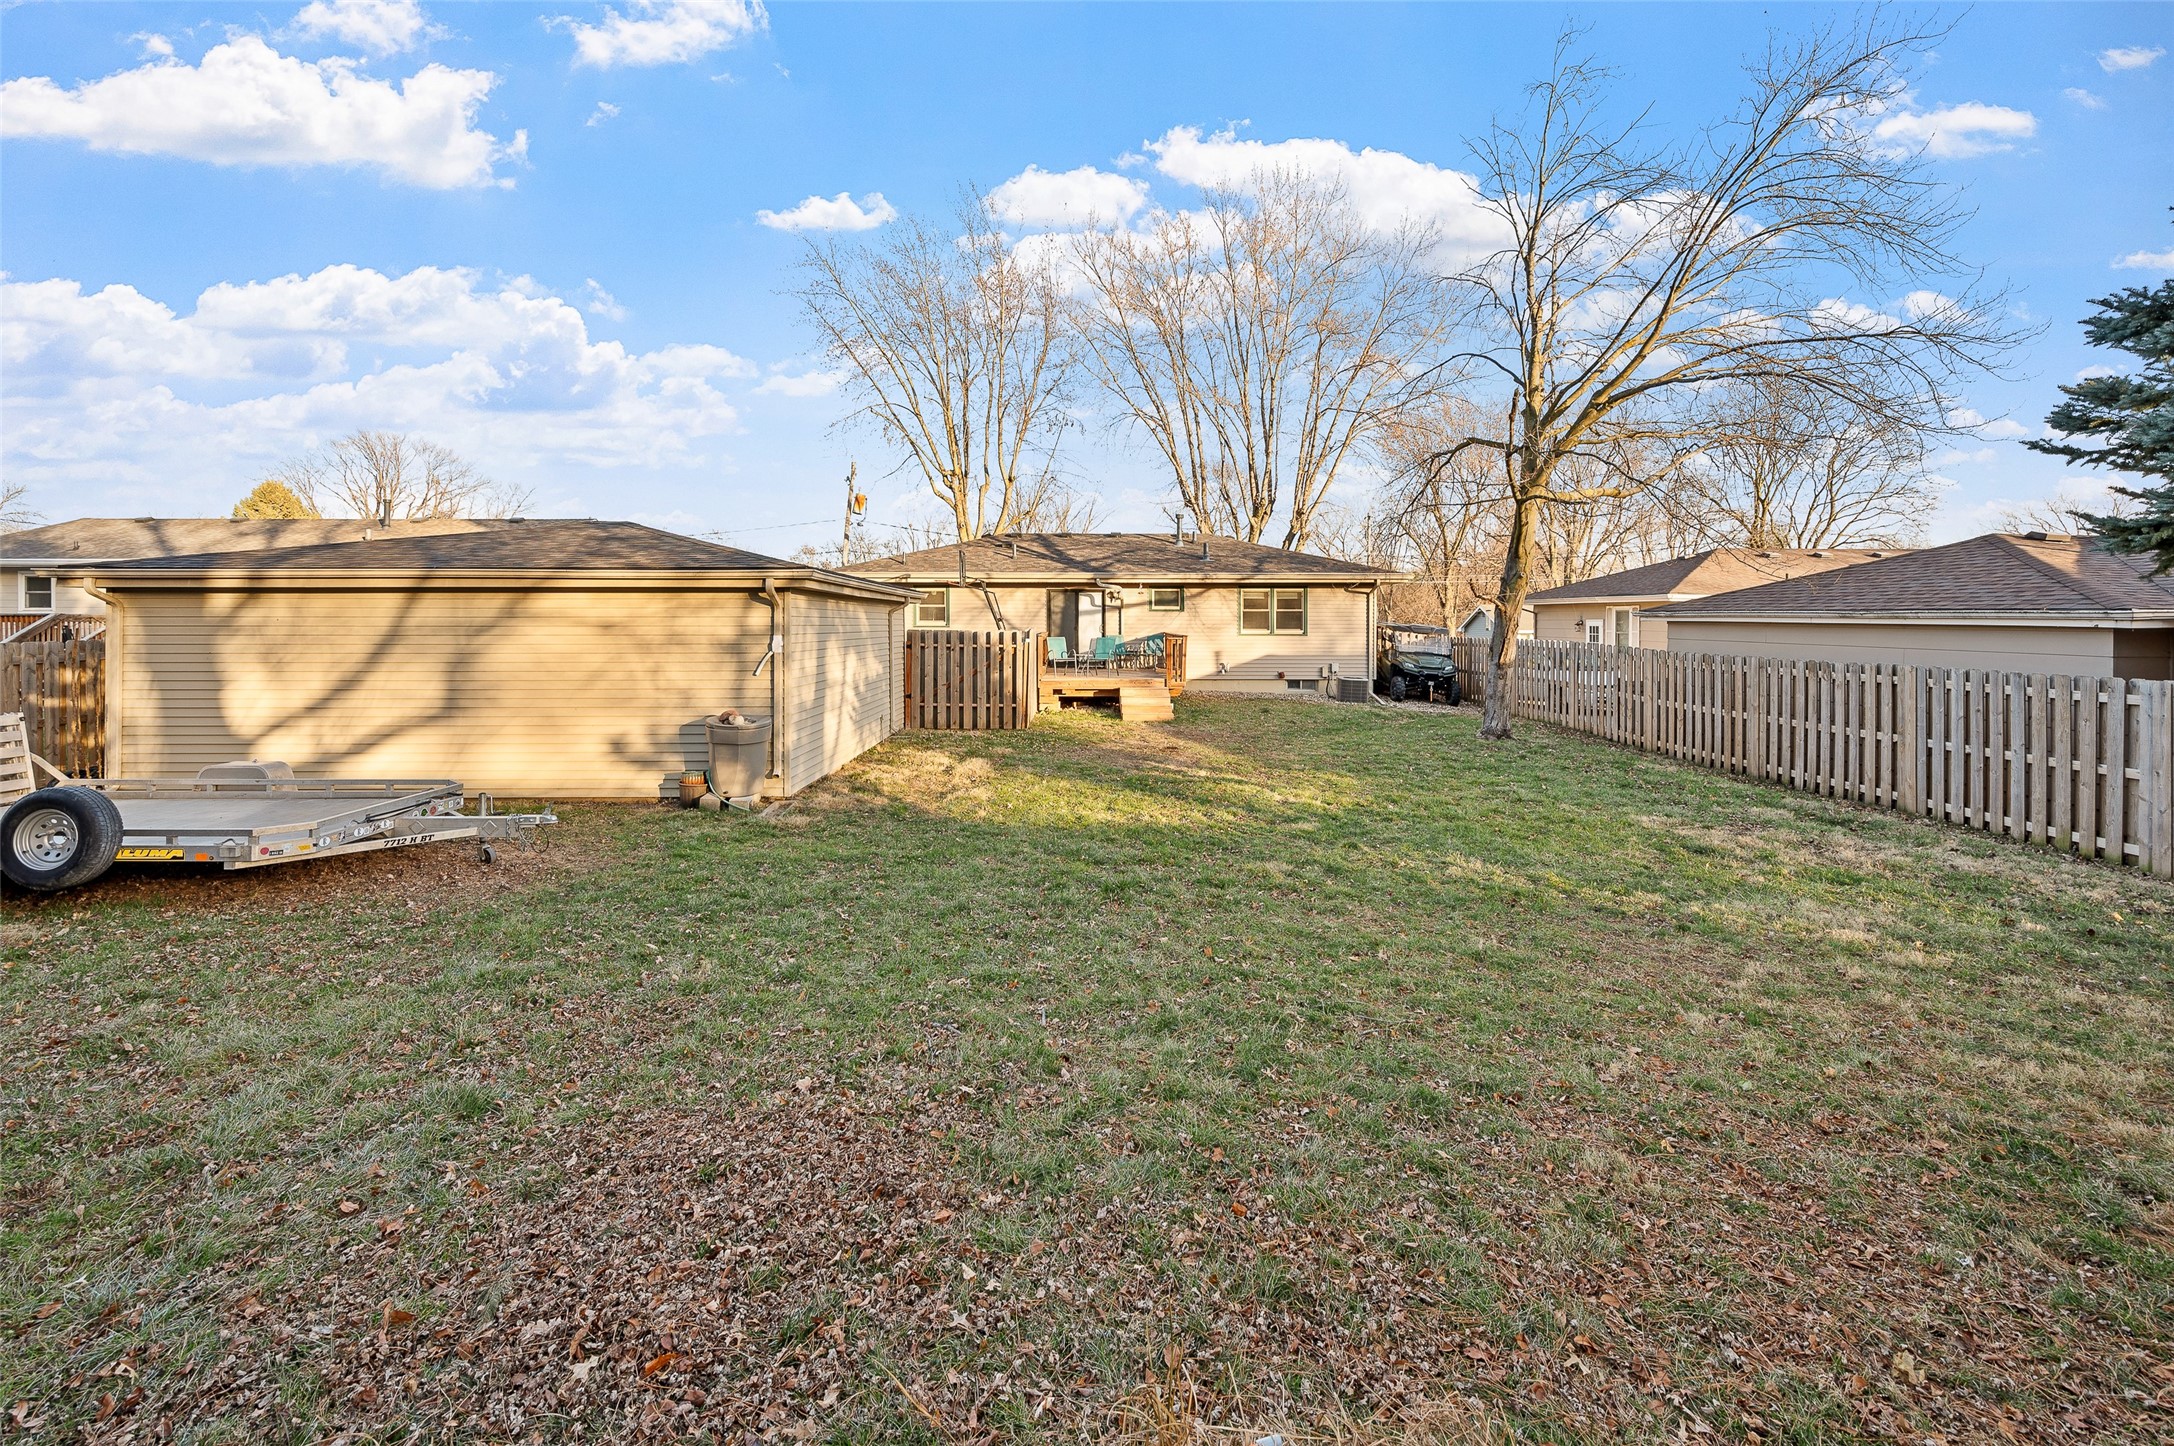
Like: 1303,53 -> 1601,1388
890,577 -> 1376,692
1532,600 -> 1670,650
905,585 -> 1048,633
1660,619 -> 2172,679
1179,584 -> 1372,692
113,585 -> 784,799
1,568 -> 103,616
787,593 -> 905,788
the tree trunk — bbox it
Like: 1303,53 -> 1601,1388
1481,489 -> 1544,740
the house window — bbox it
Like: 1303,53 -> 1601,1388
23,576 -> 53,611
914,588 -> 950,627
1148,586 -> 1184,611
1611,607 -> 1639,648
1584,619 -> 1603,644
1239,587 -> 1307,635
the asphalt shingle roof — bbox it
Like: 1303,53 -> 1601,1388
849,532 -> 1391,583
88,519 -> 827,579
1648,534 -> 2174,619
1526,547 -> 1896,605
2,516 -> 501,561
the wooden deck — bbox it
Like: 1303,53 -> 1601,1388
1039,668 -> 1175,722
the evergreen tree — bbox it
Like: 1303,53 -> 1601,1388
2025,279 -> 2174,574
231,479 -> 319,520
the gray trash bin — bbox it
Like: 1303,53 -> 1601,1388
703,713 -> 772,800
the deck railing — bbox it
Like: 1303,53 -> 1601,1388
1449,636 -> 2174,876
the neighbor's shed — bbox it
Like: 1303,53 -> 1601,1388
84,520 -> 916,799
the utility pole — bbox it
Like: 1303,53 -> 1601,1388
839,462 -> 865,564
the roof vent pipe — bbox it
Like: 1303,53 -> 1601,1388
1201,537 -> 1210,561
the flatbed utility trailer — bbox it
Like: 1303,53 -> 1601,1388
1,715 -> 554,893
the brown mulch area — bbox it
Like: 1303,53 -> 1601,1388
59,1069 -> 2171,1444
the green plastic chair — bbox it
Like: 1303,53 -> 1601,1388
1047,637 -> 1071,664
1092,636 -> 1124,666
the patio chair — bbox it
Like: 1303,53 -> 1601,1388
1046,636 -> 1072,666
1091,636 -> 1125,668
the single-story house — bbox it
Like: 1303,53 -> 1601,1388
3,516 -> 502,621
847,531 -> 1396,696
1525,546 -> 1899,650
1648,532 -> 2174,680
1455,603 -> 1533,642
83,520 -> 919,799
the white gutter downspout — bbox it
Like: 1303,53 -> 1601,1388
755,577 -> 785,790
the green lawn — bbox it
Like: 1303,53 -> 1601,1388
4,698 -> 2171,1444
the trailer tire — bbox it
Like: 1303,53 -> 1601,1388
2,786 -> 124,892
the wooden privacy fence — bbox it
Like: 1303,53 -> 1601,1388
903,629 -> 1041,730
1,638 -> 106,778
1449,637 -> 2174,876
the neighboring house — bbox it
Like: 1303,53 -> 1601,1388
1648,532 -> 2174,681
2,517 -> 502,619
1525,546 -> 1898,650
848,532 -> 1396,696
1455,603 -> 1533,642
87,520 -> 918,799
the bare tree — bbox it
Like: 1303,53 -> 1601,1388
276,430 -> 530,521
1662,377 -> 1934,548
0,481 -> 40,533
1440,21 -> 2023,737
1372,399 -> 1512,629
794,198 -> 1073,541
1075,173 -> 1447,550
1013,474 -> 1106,533
1994,484 -> 2137,537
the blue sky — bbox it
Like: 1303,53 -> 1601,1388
3,0 -> 2170,556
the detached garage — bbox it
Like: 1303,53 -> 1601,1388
85,520 -> 916,799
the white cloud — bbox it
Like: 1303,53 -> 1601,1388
1141,124 -> 1501,257
1870,100 -> 2037,159
2063,87 -> 2107,110
1,265 -> 761,502
2098,45 -> 2163,73
1899,289 -> 1957,320
131,33 -> 176,59
2114,247 -> 2174,270
0,36 -> 524,189
290,0 -> 439,57
580,279 -> 627,321
986,165 -> 1150,229
558,0 -> 766,69
1810,297 -> 1905,334
754,368 -> 841,398
755,191 -> 897,232
586,100 -> 621,126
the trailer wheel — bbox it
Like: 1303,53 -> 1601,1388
2,786 -> 124,892
479,844 -> 498,865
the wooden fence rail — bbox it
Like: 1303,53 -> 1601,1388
903,630 -> 1040,730
1450,637 -> 2174,877
0,638 -> 106,779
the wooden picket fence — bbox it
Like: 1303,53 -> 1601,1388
903,629 -> 1041,730
0,638 -> 106,779
1450,637 -> 2174,876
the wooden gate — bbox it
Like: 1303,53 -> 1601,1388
1,638 -> 106,778
903,630 -> 1040,730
